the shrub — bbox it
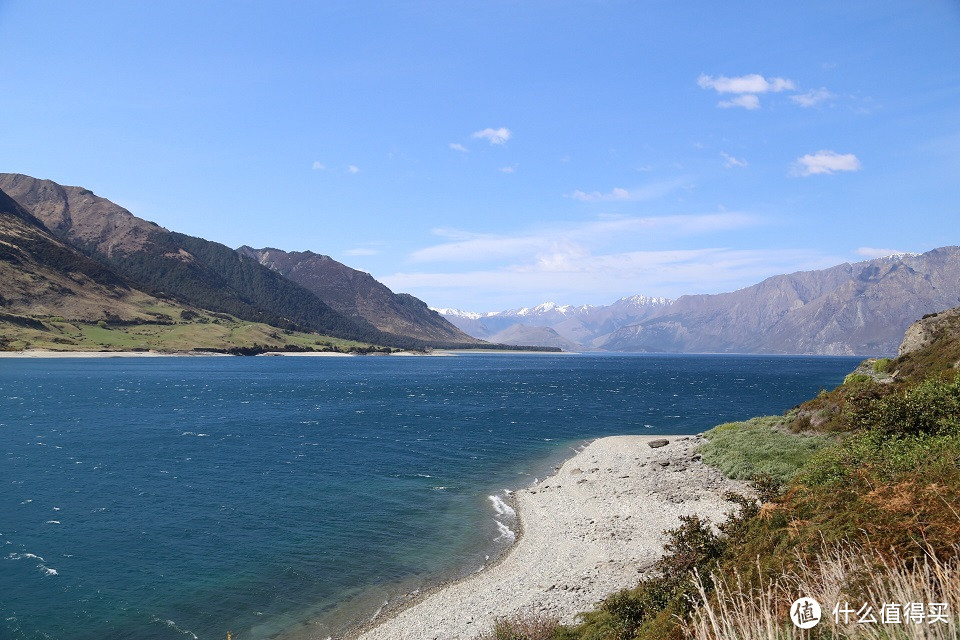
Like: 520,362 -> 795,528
873,357 -> 893,373
851,374 -> 960,436
479,614 -> 562,640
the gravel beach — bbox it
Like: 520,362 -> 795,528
353,434 -> 749,640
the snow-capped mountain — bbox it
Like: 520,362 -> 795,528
432,295 -> 672,348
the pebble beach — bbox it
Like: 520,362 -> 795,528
353,434 -> 749,640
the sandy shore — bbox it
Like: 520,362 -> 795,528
0,349 -> 199,358
352,434 -> 748,640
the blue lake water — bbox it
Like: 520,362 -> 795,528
0,353 -> 859,640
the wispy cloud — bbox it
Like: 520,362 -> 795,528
347,164 -> 360,174
791,88 -> 833,107
720,152 -> 748,168
855,247 -> 905,258
499,165 -> 515,174
569,187 -> 632,202
449,143 -> 468,153
312,161 -> 326,170
791,150 -> 861,176
383,247 -> 836,308
471,127 -> 512,145
568,179 -> 687,203
410,212 -> 758,264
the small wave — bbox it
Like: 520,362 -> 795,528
180,432 -> 210,437
494,519 -> 516,542
154,618 -> 199,640
40,565 -> 58,576
431,486 -> 448,491
488,494 -> 516,518
45,520 -> 61,525
20,499 -> 32,504
415,473 -> 432,478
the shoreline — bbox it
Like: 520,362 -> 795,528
342,434 -> 748,640
0,349 -> 564,359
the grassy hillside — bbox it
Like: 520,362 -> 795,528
0,308 -> 388,354
483,309 -> 960,639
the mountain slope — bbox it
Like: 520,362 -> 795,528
0,187 -> 175,322
237,246 -> 480,344
0,173 -> 421,347
604,248 -> 960,355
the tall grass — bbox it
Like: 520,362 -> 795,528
684,543 -> 960,639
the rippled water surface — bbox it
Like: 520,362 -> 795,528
0,353 -> 859,639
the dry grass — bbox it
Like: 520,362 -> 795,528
684,543 -> 960,639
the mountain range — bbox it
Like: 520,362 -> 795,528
437,249 -> 960,356
2,171 -> 958,356
0,173 -> 487,351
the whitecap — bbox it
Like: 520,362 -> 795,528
45,520 -> 61,525
488,494 -> 515,517
493,519 -> 516,542
40,565 -> 58,576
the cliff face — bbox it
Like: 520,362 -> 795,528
236,247 -> 481,344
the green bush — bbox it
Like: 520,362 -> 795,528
873,357 -> 893,373
852,374 -> 960,436
843,372 -> 872,385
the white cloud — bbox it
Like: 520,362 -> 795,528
382,247 -> 836,308
471,127 -> 512,145
697,73 -> 795,94
347,165 -> 360,174
410,212 -> 758,264
312,161 -> 326,170
343,248 -> 380,256
499,166 -> 515,173
449,143 -> 468,153
718,94 -> 760,110
791,150 -> 861,176
568,179 -> 687,203
855,247 -> 905,258
791,88 -> 833,107
720,152 -> 748,168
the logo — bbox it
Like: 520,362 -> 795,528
790,597 -> 822,629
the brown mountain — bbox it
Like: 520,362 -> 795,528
0,173 -> 457,348
602,247 -> 960,355
236,246 -> 480,344
0,187 -> 178,322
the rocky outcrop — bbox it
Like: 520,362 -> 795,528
899,307 -> 960,356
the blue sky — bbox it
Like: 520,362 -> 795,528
1,1 -> 958,311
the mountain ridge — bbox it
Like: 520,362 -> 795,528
438,248 -> 960,355
237,246 -> 479,345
